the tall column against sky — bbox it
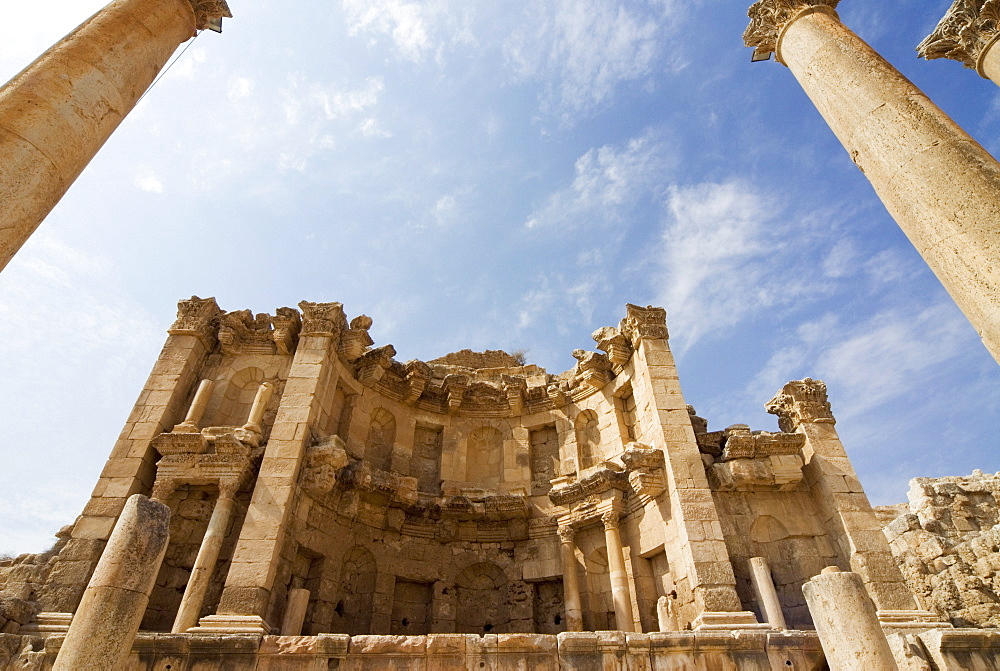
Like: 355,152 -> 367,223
0,0 -> 231,272
745,0 -> 1000,364
918,1 -> 1000,86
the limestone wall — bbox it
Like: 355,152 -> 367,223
881,470 -> 1000,627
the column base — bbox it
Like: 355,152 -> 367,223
692,611 -> 772,630
18,612 -> 73,636
877,609 -> 953,630
188,614 -> 273,634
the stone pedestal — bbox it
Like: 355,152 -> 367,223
746,1 -> 1000,363
802,568 -> 898,671
53,494 -> 170,670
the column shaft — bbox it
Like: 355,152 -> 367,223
172,491 -> 235,633
176,379 -> 214,430
558,530 -> 584,632
778,7 -> 1000,362
802,568 -> 898,670
245,381 -> 275,429
602,516 -> 635,633
54,495 -> 170,670
748,557 -> 786,630
280,588 -> 311,636
0,0 -> 197,271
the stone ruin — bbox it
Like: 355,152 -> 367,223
0,297 -> 997,669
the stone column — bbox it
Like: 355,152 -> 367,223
174,379 -> 215,432
601,511 -> 635,633
748,557 -> 786,630
918,1 -> 1000,87
802,567 -> 898,671
745,1 -> 1000,363
39,297 -> 221,614
0,0 -> 231,272
54,495 -> 170,670
767,379 -> 917,612
280,588 -> 311,636
243,381 -> 275,434
171,481 -> 239,633
557,526 -> 584,632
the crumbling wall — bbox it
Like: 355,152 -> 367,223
881,470 -> 1000,627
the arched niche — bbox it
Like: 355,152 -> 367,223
575,409 -> 601,470
365,408 -> 396,471
204,366 -> 264,428
454,561 -> 509,634
331,546 -> 377,635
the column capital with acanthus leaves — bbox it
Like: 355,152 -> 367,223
744,0 -> 841,63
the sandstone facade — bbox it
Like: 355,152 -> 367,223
1,297 -> 996,669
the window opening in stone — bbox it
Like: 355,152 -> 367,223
617,385 -> 637,442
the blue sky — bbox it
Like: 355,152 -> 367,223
1,0 -> 999,554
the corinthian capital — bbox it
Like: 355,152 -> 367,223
188,0 -> 233,33
765,378 -> 835,433
744,0 -> 841,62
918,0 -> 1000,72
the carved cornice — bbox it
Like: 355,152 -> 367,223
744,0 -> 841,63
918,0 -> 1000,72
188,0 -> 233,33
592,326 -> 633,372
765,377 -> 835,432
169,296 -> 221,348
572,349 -> 614,390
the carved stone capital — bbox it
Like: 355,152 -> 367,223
601,510 -> 620,530
744,0 -> 841,63
918,0 -> 1000,73
218,479 -> 241,499
619,304 -> 668,346
299,301 -> 347,338
151,477 -> 178,502
557,525 -> 576,544
765,378 -> 835,433
169,296 -> 221,348
187,0 -> 233,33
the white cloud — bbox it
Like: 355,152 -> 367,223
525,131 -> 670,230
504,0 -> 676,123
134,169 -> 164,193
341,0 -> 475,63
747,302 -> 972,421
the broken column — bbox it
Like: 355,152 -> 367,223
745,0 -> 1000,363
601,511 -> 636,632
802,567 -> 898,670
54,494 -> 170,670
919,0 -> 1000,86
557,525 -> 584,632
0,0 -> 231,272
173,379 -> 215,432
280,588 -> 311,636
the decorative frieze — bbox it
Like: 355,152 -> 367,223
918,0 -> 1000,71
744,0 -> 841,62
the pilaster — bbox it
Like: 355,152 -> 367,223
208,301 -> 346,632
766,379 -> 915,610
40,296 -> 220,613
621,304 -> 751,629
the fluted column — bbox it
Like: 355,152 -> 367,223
745,0 -> 1000,364
919,0 -> 1000,86
171,480 -> 238,633
0,0 -> 231,272
601,511 -> 635,633
557,525 -> 584,632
